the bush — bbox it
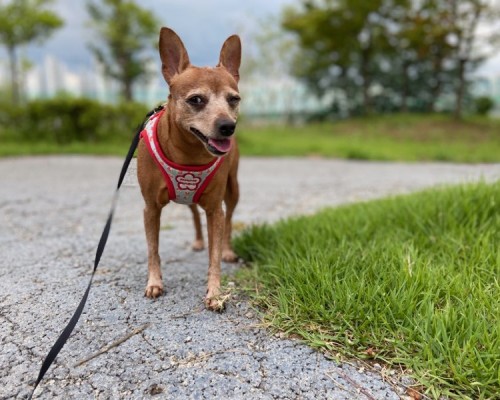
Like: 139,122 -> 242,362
0,101 -> 24,137
474,96 -> 495,116
0,97 -> 150,143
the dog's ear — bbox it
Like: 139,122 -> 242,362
159,27 -> 190,85
218,35 -> 241,83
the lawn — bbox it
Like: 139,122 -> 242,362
0,141 -> 129,157
233,181 -> 500,399
1,113 -> 500,162
237,113 -> 500,162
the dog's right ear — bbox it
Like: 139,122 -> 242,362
159,27 -> 190,85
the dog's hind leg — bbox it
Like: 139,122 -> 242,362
222,171 -> 239,263
144,203 -> 164,298
189,204 -> 205,251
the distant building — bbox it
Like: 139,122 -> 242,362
237,75 -> 334,122
17,55 -> 165,104
2,53 -> 499,118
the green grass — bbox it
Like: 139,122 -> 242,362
0,141 -> 129,157
233,181 -> 500,399
237,113 -> 500,162
2,113 -> 500,162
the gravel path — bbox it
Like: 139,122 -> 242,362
1,156 -> 499,399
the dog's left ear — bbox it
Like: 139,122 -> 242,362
218,35 -> 241,83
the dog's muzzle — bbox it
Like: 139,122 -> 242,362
216,119 -> 236,137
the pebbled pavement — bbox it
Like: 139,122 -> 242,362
1,156 -> 499,399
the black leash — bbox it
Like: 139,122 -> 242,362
28,105 -> 164,399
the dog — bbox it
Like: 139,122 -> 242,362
136,27 -> 241,311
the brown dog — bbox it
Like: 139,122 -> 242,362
136,27 -> 241,311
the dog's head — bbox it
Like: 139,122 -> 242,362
159,27 -> 241,156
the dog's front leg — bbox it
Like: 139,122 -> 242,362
205,205 -> 225,310
144,204 -> 163,298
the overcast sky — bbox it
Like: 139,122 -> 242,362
2,0 -> 499,78
21,0 -> 296,71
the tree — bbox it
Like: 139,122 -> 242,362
0,0 -> 63,104
283,0 -> 414,115
281,0 -> 500,117
392,0 -> 456,112
240,16 -> 300,121
447,0 -> 497,120
87,0 -> 159,102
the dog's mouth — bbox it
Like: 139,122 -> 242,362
190,127 -> 232,156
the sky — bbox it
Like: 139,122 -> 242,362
1,0 -> 499,78
21,0 -> 296,72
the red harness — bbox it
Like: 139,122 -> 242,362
140,109 -> 224,205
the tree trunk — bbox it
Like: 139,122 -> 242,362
427,82 -> 441,113
451,1 -> 481,121
360,48 -> 371,115
454,58 -> 466,120
117,51 -> 134,102
401,60 -> 409,113
427,56 -> 444,113
123,80 -> 133,102
8,45 -> 20,105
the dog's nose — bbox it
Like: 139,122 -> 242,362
216,119 -> 236,137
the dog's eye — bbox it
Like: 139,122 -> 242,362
227,95 -> 240,106
187,95 -> 205,107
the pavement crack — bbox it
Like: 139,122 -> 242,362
74,323 -> 150,367
331,369 -> 377,400
140,332 -> 169,362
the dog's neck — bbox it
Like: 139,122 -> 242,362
156,104 -> 216,166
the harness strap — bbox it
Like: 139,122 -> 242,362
140,111 -> 225,205
28,104 -> 165,399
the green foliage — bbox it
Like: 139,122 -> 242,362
282,0 -> 499,118
242,16 -> 297,79
283,0 -> 393,109
0,0 -> 63,48
0,0 -> 63,104
0,97 -> 149,144
86,0 -> 160,101
234,182 -> 500,399
474,96 -> 495,116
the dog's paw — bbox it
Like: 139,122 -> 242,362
191,239 -> 205,252
222,249 -> 238,263
205,288 -> 230,312
205,296 -> 227,312
145,285 -> 163,299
